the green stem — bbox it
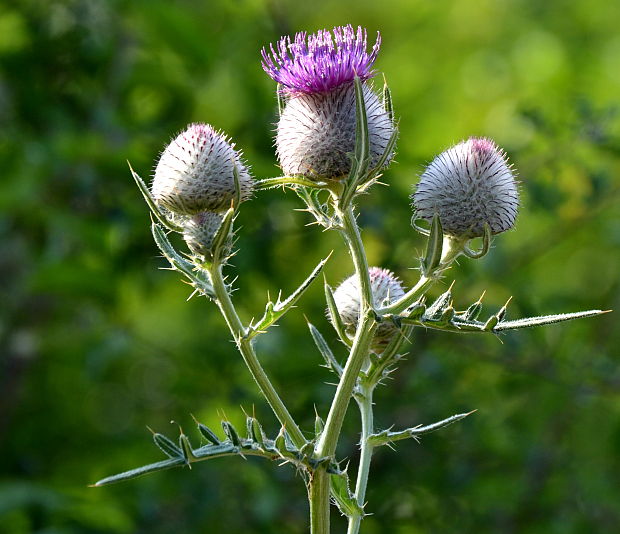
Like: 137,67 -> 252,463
314,203 -> 377,457
209,262 -> 306,448
338,205 -> 373,310
316,312 -> 377,458
309,467 -> 331,534
309,201 -> 376,533
347,383 -> 375,534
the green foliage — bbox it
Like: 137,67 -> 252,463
1,1 -> 619,533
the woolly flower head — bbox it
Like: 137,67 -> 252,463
261,25 -> 381,95
333,267 -> 405,350
152,123 -> 253,215
412,138 -> 519,239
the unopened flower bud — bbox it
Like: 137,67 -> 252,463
182,211 -> 229,259
262,25 -> 394,180
333,267 -> 405,350
412,137 -> 519,239
152,123 -> 253,215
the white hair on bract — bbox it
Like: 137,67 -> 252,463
276,83 -> 394,180
152,123 -> 253,215
413,137 -> 519,238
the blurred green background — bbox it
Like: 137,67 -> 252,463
1,0 -> 619,532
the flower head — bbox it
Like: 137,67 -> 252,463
412,137 -> 519,239
333,267 -> 405,351
152,123 -> 253,215
261,25 -> 381,95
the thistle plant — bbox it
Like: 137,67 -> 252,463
95,25 -> 606,534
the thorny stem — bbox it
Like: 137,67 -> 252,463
209,261 -> 306,448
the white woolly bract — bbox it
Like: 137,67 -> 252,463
182,211 -> 226,258
276,83 -> 394,180
333,267 -> 405,350
152,123 -> 253,215
412,138 -> 519,238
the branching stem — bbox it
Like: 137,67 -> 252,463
209,261 -> 306,448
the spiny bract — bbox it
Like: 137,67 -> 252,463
412,137 -> 519,239
152,123 -> 253,215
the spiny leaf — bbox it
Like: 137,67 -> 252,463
369,411 -> 475,447
129,162 -> 182,232
249,254 -> 331,337
493,309 -> 609,331
423,213 -> 443,276
340,76 -> 370,208
331,471 -> 364,518
254,176 -> 328,190
308,322 -> 343,376
324,281 -> 352,347
152,432 -> 183,459
151,223 -> 215,298
221,421 -> 241,447
425,283 -> 453,319
211,206 -> 235,264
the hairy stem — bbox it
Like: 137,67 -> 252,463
338,205 -> 373,310
347,383 -> 375,534
316,312 -> 377,458
309,467 -> 331,534
209,262 -> 306,447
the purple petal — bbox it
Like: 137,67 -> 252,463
261,25 -> 382,95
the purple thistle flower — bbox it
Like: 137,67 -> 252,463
262,25 -> 394,180
261,25 -> 381,95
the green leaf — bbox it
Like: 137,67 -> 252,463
324,280 -> 352,347
425,283 -> 453,319
366,126 -> 398,180
423,213 -> 443,276
493,309 -> 609,331
331,471 -> 364,518
196,422 -> 220,445
152,432 -> 183,459
211,206 -> 235,264
249,253 -> 331,337
254,175 -> 329,190
340,76 -> 370,208
308,322 -> 343,376
221,421 -> 241,447
129,162 -> 182,233
382,77 -> 394,123
464,222 -> 492,259
368,411 -> 475,447
93,458 -> 186,486
151,223 -> 215,298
